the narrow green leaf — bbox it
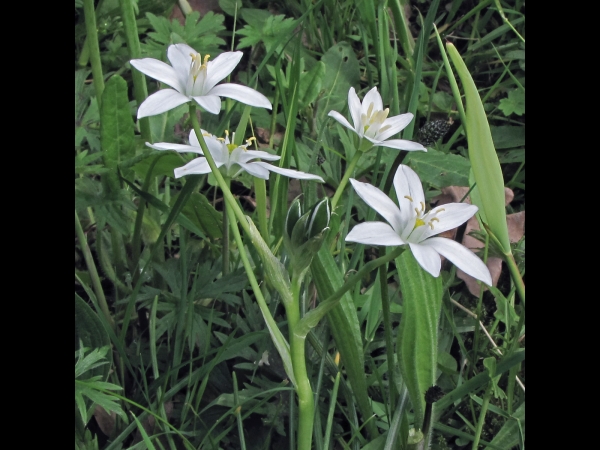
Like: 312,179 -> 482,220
488,401 -> 525,449
311,247 -> 378,438
245,217 -> 293,307
75,295 -> 111,380
396,250 -> 442,430
447,43 -> 511,254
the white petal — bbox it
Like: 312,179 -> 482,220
166,44 -> 195,87
137,89 -> 190,118
130,58 -> 184,93
362,87 -> 383,113
375,113 -> 414,141
367,137 -> 427,151
238,162 -> 271,179
252,162 -> 324,181
348,87 -> 362,130
189,129 -> 200,147
349,178 -> 404,234
198,134 -> 228,164
409,242 -> 442,277
238,150 -> 281,163
394,164 -> 425,229
328,110 -> 356,132
346,222 -> 405,246
419,203 -> 479,240
420,237 -> 492,285
193,95 -> 222,114
209,84 -> 272,109
174,157 -> 215,178
203,51 -> 243,92
145,142 -> 203,154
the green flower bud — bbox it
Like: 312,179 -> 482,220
285,196 -> 303,239
305,198 -> 331,239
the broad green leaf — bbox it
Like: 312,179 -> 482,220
299,61 -> 325,107
490,126 -> 525,149
318,42 -> 360,121
404,148 -> 471,188
180,192 -> 223,239
218,0 -> 242,16
498,89 -> 525,116
396,250 -> 442,430
447,43 -> 511,254
100,75 -> 135,171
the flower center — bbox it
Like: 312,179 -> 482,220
190,53 -> 210,82
404,196 -> 444,231
361,104 -> 390,136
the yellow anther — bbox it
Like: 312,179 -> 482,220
414,207 -> 420,216
334,352 -> 340,366
203,54 -> 210,65
430,217 -> 439,223
366,102 -> 374,118
217,137 -> 226,142
404,195 -> 414,202
419,202 -> 425,212
429,222 -> 435,229
436,208 -> 445,213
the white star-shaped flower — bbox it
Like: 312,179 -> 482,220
130,44 -> 272,118
328,87 -> 426,152
147,130 -> 324,182
346,165 -> 492,284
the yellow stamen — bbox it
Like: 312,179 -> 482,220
404,195 -> 414,202
419,201 -> 425,212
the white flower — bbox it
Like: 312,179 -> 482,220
147,130 -> 325,182
328,87 -> 426,152
345,165 -> 492,284
130,44 -> 272,118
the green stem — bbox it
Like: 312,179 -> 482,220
188,105 -> 250,235
254,177 -> 269,242
75,210 -> 114,329
222,178 -> 231,275
471,384 -> 493,450
119,0 -> 151,141
379,246 -> 396,415
504,251 -> 525,305
82,0 -> 105,106
331,151 -> 362,210
288,276 -> 315,450
224,198 -> 288,367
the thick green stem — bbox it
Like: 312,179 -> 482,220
75,210 -> 114,329
288,277 -> 315,450
119,0 -> 151,141
379,246 -> 396,415
82,0 -> 105,106
331,151 -> 362,210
